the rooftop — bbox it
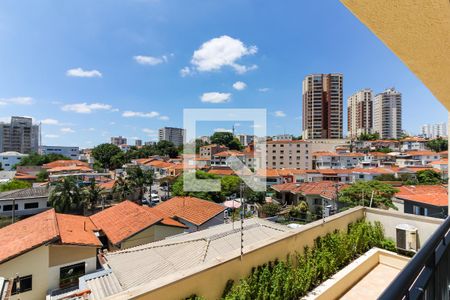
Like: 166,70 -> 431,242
395,185 -> 448,206
0,186 -> 49,201
155,196 -> 225,226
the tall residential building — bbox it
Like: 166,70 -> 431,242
236,134 -> 255,146
347,89 -> 373,138
302,74 -> 343,139
135,139 -> 142,147
421,123 -> 447,138
158,127 -> 185,146
39,146 -> 79,159
0,116 -> 40,154
373,88 -> 402,139
111,136 -> 127,146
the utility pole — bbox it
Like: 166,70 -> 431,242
240,180 -> 245,260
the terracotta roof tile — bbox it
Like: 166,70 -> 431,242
43,160 -> 89,169
405,151 -> 440,156
90,201 -> 163,245
56,214 -> 101,247
48,165 -> 93,173
156,197 -> 225,226
0,209 -> 59,263
396,185 -> 448,206
0,209 -> 101,264
148,208 -> 188,228
213,150 -> 245,157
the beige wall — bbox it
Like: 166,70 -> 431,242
48,256 -> 97,292
106,207 -> 365,300
49,245 -> 97,267
365,208 -> 443,248
121,225 -> 185,249
0,246 -> 49,300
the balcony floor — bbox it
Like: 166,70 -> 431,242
340,263 -> 401,300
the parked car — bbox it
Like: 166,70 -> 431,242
150,193 -> 161,204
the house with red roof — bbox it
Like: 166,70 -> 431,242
394,185 -> 448,219
0,209 -> 101,299
271,181 -> 347,215
155,196 -> 226,232
90,200 -> 186,250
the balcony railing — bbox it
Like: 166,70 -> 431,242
379,216 -> 450,300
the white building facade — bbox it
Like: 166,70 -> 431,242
39,146 -> 79,159
0,151 -> 28,171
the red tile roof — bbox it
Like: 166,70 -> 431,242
208,168 -> 235,176
146,160 -> 175,168
267,140 -> 305,144
43,160 -> 89,169
47,165 -> 93,173
156,196 -> 225,226
56,214 -> 101,247
90,201 -> 163,245
148,207 -> 188,228
405,151 -> 439,156
98,180 -> 116,190
429,159 -> 448,165
395,185 -> 448,206
213,150 -> 245,157
272,181 -> 347,200
0,209 -> 101,264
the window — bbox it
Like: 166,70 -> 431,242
59,263 -> 85,288
3,204 -> 18,211
24,202 -> 39,209
413,205 -> 429,216
11,275 -> 32,295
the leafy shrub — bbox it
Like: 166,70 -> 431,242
222,220 -> 394,300
261,203 -> 281,217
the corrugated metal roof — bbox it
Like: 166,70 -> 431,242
103,218 -> 289,290
83,270 -> 123,300
0,186 -> 49,200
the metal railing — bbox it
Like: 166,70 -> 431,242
379,216 -> 450,300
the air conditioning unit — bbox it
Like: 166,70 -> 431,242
396,224 -> 418,252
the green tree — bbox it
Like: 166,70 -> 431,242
416,169 -> 442,185
0,180 -> 32,192
112,175 -> 133,200
49,177 -> 83,213
376,147 -> 392,153
82,178 -> 104,211
171,171 -> 223,202
426,138 -> 448,152
36,170 -> 49,182
339,180 -> 398,209
261,203 -> 281,217
358,132 -> 380,141
92,143 -> 122,170
210,132 -> 243,150
155,140 -> 179,158
374,174 -> 398,181
126,166 -> 154,200
220,176 -> 241,198
16,153 -> 69,166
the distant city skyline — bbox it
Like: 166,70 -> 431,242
0,1 -> 446,148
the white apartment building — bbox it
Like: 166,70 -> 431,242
0,151 -> 28,171
39,146 -> 79,159
347,89 -> 373,138
373,88 -> 402,139
266,139 -> 349,170
236,134 -> 255,146
313,152 -> 365,169
271,134 -> 293,141
421,123 -> 447,138
158,127 -> 185,146
302,74 -> 343,139
111,136 -> 127,146
0,116 -> 40,154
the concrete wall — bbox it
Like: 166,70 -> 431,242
198,213 -> 225,231
107,207 -> 365,300
0,246 -> 49,300
365,207 -> 443,248
121,225 -> 185,249
0,197 -> 48,217
48,256 -> 97,292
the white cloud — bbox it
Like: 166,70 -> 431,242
62,102 -> 113,114
232,81 -> 247,91
214,128 -> 232,133
159,115 -> 169,121
0,97 -> 33,105
133,55 -> 168,66
201,92 -> 231,104
60,127 -> 75,133
258,88 -> 270,92
180,66 -> 192,77
274,110 -> 286,117
190,35 -> 257,74
109,121 -> 116,125
44,134 -> 59,138
142,128 -> 158,137
122,111 -> 160,118
87,127 -> 95,131
40,118 -> 59,125
66,68 -> 102,78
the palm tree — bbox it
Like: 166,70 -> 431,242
126,167 -> 154,201
82,178 -> 104,211
49,177 -> 83,213
112,175 -> 132,201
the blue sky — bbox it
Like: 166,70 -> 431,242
0,0 -> 446,148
